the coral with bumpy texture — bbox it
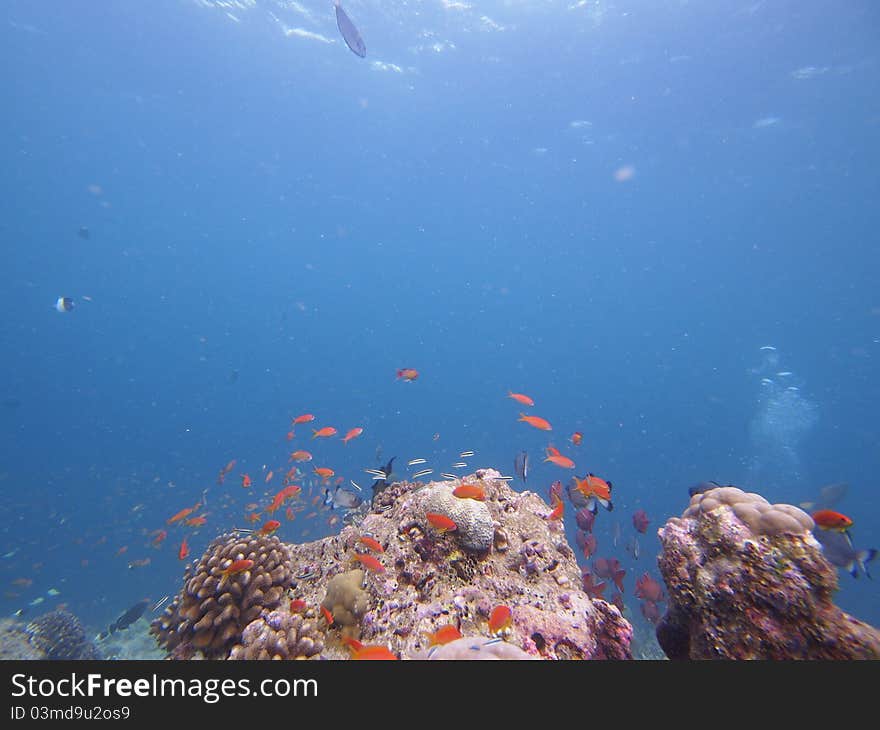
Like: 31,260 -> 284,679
682,486 -> 814,536
0,618 -> 47,660
151,532 -> 292,659
26,609 -> 102,660
420,483 -> 495,552
321,569 -> 370,627
229,607 -> 325,660
657,485 -> 880,659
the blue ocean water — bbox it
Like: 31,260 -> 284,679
1,0 -> 878,645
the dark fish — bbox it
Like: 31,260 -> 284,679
77,226 -> 90,240
98,598 -> 150,640
799,482 -> 848,512
370,456 -> 396,505
514,451 -> 529,484
324,486 -> 362,511
335,0 -> 366,58
625,536 -> 640,560
688,480 -> 723,497
814,530 -> 877,579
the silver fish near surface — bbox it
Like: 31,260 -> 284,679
335,0 -> 366,58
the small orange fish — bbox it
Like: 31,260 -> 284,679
167,506 -> 195,525
290,598 -> 307,612
312,426 -> 337,439
217,558 -> 254,587
178,537 -> 189,561
286,431 -> 295,441
425,512 -> 457,533
358,535 -> 384,553
518,413 -> 552,431
313,467 -> 335,481
488,605 -> 513,634
241,473 -> 252,488
453,483 -> 486,501
285,506 -> 295,521
396,368 -> 419,382
223,459 -> 237,474
544,454 -> 575,469
570,431 -> 584,446
424,624 -> 463,647
246,512 -> 261,524
547,497 -> 564,521
812,510 -> 854,532
292,414 -> 315,426
342,427 -> 364,444
258,520 -> 281,536
571,473 -> 613,511
116,546 -> 128,556
349,644 -> 398,660
151,529 -> 167,546
289,450 -> 313,463
184,515 -> 207,527
264,470 -> 274,484
508,391 -> 535,407
321,605 -> 334,625
354,553 -> 385,573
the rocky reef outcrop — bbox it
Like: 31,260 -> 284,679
656,485 -> 880,659
152,468 -> 633,659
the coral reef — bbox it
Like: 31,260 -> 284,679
25,609 -> 102,660
0,618 -> 45,660
321,569 -> 370,627
285,468 -> 632,659
656,485 -> 880,659
228,607 -> 324,660
411,635 -> 539,659
150,532 -> 292,659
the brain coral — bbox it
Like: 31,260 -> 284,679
150,532 -> 292,659
682,485 -> 814,536
419,483 -> 494,551
228,607 -> 325,660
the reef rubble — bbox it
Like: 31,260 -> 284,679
656,485 -> 880,659
152,468 -> 633,659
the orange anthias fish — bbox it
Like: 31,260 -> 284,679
544,446 -> 575,469
488,605 -> 513,634
217,558 -> 254,587
571,473 -> 614,512
358,535 -> 384,553
292,413 -> 315,426
258,520 -> 281,536
312,426 -> 337,439
342,637 -> 398,660
547,496 -> 564,521
453,484 -> 486,501
246,512 -> 261,524
396,368 -> 419,382
353,553 -> 385,573
151,529 -> 167,547
570,431 -> 584,446
518,413 -> 552,431
812,510 -> 854,533
425,512 -> 457,533
178,537 -> 189,560
241,474 -> 252,488
507,391 -> 535,407
313,467 -> 335,482
184,515 -> 207,527
289,450 -> 313,463
342,427 -> 364,444
424,624 -> 463,647
264,470 -> 274,484
167,506 -> 196,525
